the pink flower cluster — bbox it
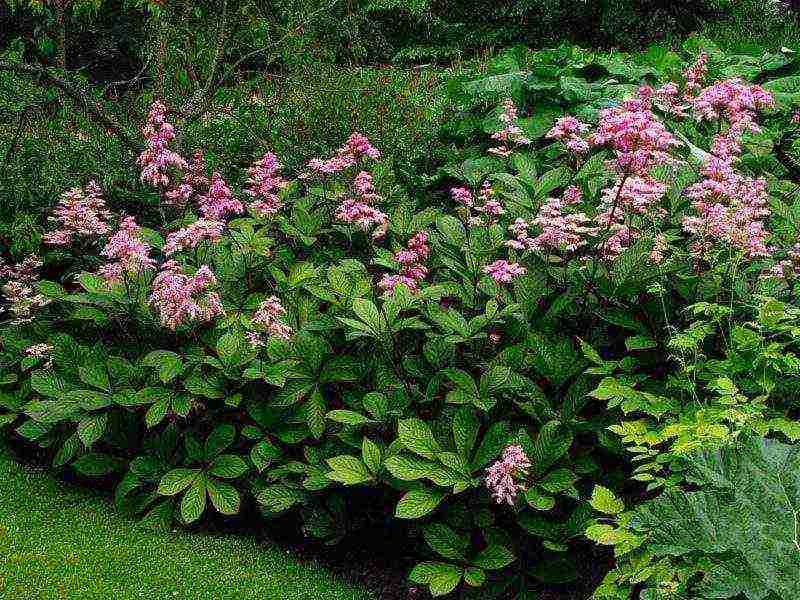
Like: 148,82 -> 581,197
528,195 -> 597,253
198,172 -> 244,220
767,244 -> 800,279
689,79 -> 774,128
682,159 -> 771,258
483,259 -> 526,284
306,132 -> 381,176
485,444 -> 531,506
24,343 -> 54,369
0,255 -> 50,325
335,171 -> 389,239
150,261 -> 223,330
99,216 -> 156,283
43,181 -> 112,245
450,183 -> 505,227
379,231 -> 430,295
489,99 -> 532,157
250,296 -> 293,344
590,96 -> 679,175
546,116 -> 590,154
165,151 -> 210,207
137,101 -> 187,188
683,52 -> 709,95
163,219 -> 224,256
245,152 -> 290,218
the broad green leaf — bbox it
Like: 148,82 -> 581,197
158,468 -> 200,496
206,479 -> 240,515
589,485 -> 625,515
395,487 -> 446,519
398,418 -> 442,460
180,475 -> 207,523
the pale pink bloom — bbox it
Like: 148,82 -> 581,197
485,445 -> 531,505
100,217 -> 156,281
684,52 -> 709,96
682,155 -> 772,259
137,101 -> 187,188
690,79 -> 774,128
165,151 -> 209,207
450,187 -> 474,208
590,101 -> 679,175
530,198 -> 597,253
547,116 -> 591,155
198,172 -> 244,220
563,186 -> 582,205
0,255 -> 50,325
251,296 -> 293,340
483,260 -> 527,283
43,181 -> 112,245
650,234 -> 668,264
150,261 -> 223,330
379,232 -> 430,295
245,152 -> 290,218
163,219 -> 224,256
336,171 -> 389,239
24,343 -> 53,369
305,132 -> 381,176
793,111 -> 800,125
488,99 -> 532,156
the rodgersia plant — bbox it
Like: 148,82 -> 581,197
4,46 -> 800,599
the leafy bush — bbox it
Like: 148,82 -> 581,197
591,436 -> 800,599
4,38 -> 800,599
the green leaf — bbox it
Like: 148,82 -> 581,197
398,418 -> 442,460
205,424 -> 235,459
384,455 -> 439,481
452,406 -> 480,461
532,421 -> 573,475
326,455 -> 372,485
463,566 -> 486,587
180,474 -> 207,523
395,488 -> 446,519
362,438 -> 382,474
77,413 -> 107,447
256,484 -> 306,513
423,523 -> 466,560
539,468 -> 577,494
30,370 -> 69,398
471,545 -> 515,570
251,439 -> 281,472
326,410 -> 371,426
72,452 -> 117,477
436,214 -> 466,246
473,422 -> 510,469
589,485 -> 625,515
206,479 -> 240,515
209,454 -> 249,479
157,468 -> 200,496
78,362 -> 110,391
409,562 -> 463,597
352,298 -> 384,335
142,350 -> 183,382
525,487 -> 556,511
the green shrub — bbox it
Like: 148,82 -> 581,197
4,40 -> 800,599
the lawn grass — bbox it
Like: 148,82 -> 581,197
0,450 -> 372,600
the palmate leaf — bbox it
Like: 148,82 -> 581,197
631,436 -> 800,600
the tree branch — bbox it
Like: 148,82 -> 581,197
0,59 -> 140,151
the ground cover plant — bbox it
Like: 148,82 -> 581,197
4,9 -> 800,600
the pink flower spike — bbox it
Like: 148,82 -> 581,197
483,260 -> 527,283
485,444 -> 531,505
